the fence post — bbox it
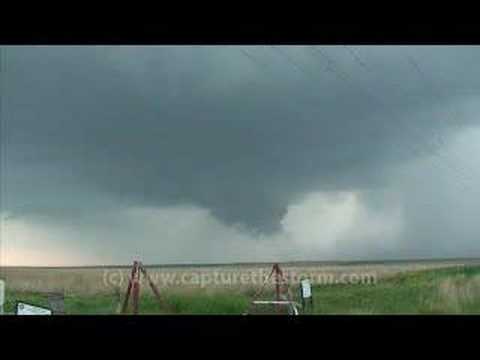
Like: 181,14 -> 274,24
0,280 -> 4,314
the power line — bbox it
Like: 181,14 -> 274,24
402,54 -> 477,192
270,45 -> 472,198
343,46 -> 369,70
338,46 -> 477,195
269,46 -> 313,79
242,45 -> 476,201
239,48 -> 268,69
342,47 -> 479,224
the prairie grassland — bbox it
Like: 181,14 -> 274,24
2,259 -> 478,295
3,259 -> 480,314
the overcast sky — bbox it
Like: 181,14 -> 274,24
1,45 -> 480,266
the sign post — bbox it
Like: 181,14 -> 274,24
300,278 -> 314,312
0,280 -> 4,315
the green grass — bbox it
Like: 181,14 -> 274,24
310,266 -> 480,314
4,288 -> 251,315
161,291 -> 250,314
5,266 -> 480,314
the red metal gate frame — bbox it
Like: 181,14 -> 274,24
249,263 -> 294,314
121,260 -> 163,314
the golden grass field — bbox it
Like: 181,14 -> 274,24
2,258 -> 480,296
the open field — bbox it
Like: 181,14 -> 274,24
2,258 -> 480,314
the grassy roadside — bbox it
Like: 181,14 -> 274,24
3,288 -> 251,315
4,266 -> 480,314
309,266 -> 480,314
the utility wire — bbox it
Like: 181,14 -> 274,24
335,46 -> 476,195
269,46 -> 313,79
339,46 -> 479,221
241,45 -> 477,214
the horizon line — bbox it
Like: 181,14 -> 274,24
1,256 -> 479,269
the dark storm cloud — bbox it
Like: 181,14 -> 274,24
3,46 -> 480,233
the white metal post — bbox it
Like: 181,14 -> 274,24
0,280 -> 5,315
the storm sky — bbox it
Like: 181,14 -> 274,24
1,45 -> 480,266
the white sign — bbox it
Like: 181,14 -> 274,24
0,280 -> 4,314
301,279 -> 312,299
16,302 -> 52,316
